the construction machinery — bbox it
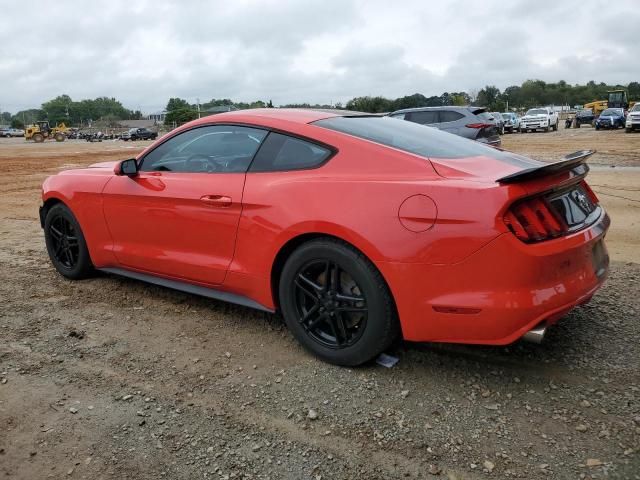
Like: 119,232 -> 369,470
583,90 -> 637,116
25,121 -> 70,142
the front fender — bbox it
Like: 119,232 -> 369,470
41,171 -> 117,267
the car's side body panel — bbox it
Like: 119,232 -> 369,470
42,168 -> 118,266
101,171 -> 246,285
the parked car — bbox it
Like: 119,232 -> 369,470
490,112 -> 506,135
519,107 -> 559,132
121,127 -> 158,141
39,109 -> 609,366
501,112 -> 520,133
1,127 -> 24,137
573,109 -> 595,128
388,106 -> 501,147
595,108 -> 625,130
625,103 -> 640,132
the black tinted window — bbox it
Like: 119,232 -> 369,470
406,111 -> 438,124
314,116 -> 532,164
439,111 -> 464,122
250,132 -> 331,172
140,125 -> 267,173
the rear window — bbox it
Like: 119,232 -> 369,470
476,112 -> 493,121
313,116 -> 531,163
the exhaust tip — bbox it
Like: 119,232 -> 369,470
523,324 -> 547,344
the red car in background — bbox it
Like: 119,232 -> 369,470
40,109 -> 609,366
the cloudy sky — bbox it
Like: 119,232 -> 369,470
0,0 -> 638,113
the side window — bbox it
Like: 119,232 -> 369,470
249,132 -> 332,172
140,125 -> 267,173
405,111 -> 439,125
389,113 -> 405,120
439,111 -> 464,123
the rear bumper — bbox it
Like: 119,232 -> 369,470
477,135 -> 501,147
379,209 -> 610,344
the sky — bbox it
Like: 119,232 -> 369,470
0,0 -> 638,114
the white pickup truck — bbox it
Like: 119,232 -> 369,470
519,107 -> 559,133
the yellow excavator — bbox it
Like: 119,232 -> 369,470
25,121 -> 69,142
584,90 -> 637,116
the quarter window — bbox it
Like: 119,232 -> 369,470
140,125 -> 267,173
249,132 -> 332,172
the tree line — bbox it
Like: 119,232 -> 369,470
2,95 -> 142,129
345,80 -> 640,113
2,79 -> 639,128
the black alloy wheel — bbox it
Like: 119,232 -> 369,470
48,214 -> 79,269
293,259 -> 368,349
279,238 -> 398,366
44,203 -> 94,279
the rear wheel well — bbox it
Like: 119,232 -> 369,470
270,233 -> 400,332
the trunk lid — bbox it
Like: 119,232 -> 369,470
430,150 -> 594,185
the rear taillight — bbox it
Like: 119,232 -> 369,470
581,180 -> 599,204
504,196 -> 567,243
465,123 -> 493,129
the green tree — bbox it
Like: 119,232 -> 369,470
346,96 -> 392,113
165,107 -> 198,125
166,98 -> 191,112
476,85 -> 501,110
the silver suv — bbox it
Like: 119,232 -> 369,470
388,106 -> 501,147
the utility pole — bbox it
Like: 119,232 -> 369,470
196,98 -> 201,119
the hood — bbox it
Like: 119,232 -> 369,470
429,151 -> 542,183
89,161 -> 119,169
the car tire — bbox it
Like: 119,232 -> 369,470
626,128 -> 632,133
44,203 -> 94,280
279,238 -> 399,366
552,122 -> 558,132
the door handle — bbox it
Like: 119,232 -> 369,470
200,195 -> 232,207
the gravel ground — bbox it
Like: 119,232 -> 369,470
1,130 -> 639,479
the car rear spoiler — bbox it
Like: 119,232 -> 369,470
497,150 -> 595,184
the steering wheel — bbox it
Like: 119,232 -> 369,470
185,154 -> 216,172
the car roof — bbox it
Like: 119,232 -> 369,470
185,108 -> 376,128
390,106 -> 483,115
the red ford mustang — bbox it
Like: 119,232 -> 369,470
40,109 -> 610,365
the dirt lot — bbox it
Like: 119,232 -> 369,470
1,127 -> 639,479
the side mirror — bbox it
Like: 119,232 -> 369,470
115,158 -> 138,176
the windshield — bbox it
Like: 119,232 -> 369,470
578,109 -> 593,115
601,109 -> 621,116
632,104 -> 640,112
525,109 -> 547,116
502,113 -> 514,119
314,116 -> 531,165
